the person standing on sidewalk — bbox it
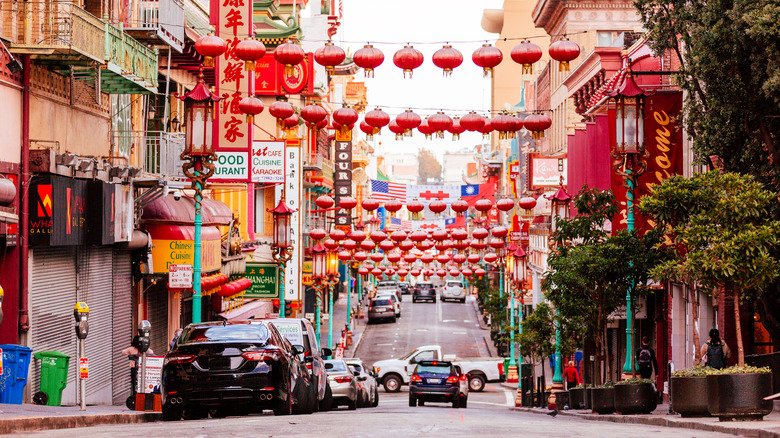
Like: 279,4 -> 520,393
564,360 -> 580,390
701,328 -> 730,369
635,336 -> 658,379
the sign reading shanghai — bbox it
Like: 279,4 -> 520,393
244,262 -> 279,298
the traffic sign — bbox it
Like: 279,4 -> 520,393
168,264 -> 193,288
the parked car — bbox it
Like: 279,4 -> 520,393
267,318 -> 334,411
454,365 -> 469,408
376,280 -> 402,303
398,282 -> 411,295
441,280 -> 466,303
376,293 -> 401,318
368,297 -> 397,323
408,360 -> 465,408
413,282 -> 436,303
324,359 -> 358,410
161,320 -> 316,421
373,345 -> 505,393
345,358 -> 379,408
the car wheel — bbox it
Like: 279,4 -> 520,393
305,385 -> 316,414
319,383 -> 334,412
209,407 -> 229,418
461,298 -> 466,303
460,396 -> 468,409
181,406 -> 207,420
383,374 -> 402,393
452,399 -> 459,409
412,298 -> 417,303
409,395 -> 416,407
347,397 -> 357,411
273,382 -> 294,416
372,387 -> 379,407
419,400 -> 425,406
468,374 -> 486,392
162,404 -> 182,422
390,315 -> 397,323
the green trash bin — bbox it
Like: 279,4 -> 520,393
33,351 -> 70,406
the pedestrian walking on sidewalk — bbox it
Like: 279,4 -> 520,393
564,360 -> 580,390
635,336 -> 658,379
701,328 -> 730,369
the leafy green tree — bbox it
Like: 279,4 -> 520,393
518,302 -> 557,385
641,171 -> 780,365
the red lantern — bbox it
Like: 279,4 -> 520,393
399,240 -> 415,252
283,113 -> 299,129
397,268 -> 409,278
492,112 -> 519,140
523,112 -> 553,140
393,45 -> 424,79
349,230 -> 367,242
269,101 -> 295,128
386,252 -> 401,263
491,226 -> 509,238
436,254 -> 451,264
339,196 -> 357,210
314,41 -> 346,75
406,199 -> 425,214
338,250 -> 352,261
370,252 -> 385,263
362,198 -> 380,212
518,196 -> 537,210
431,229 -> 448,242
359,121 -> 375,140
424,268 -> 435,277
364,108 -> 390,136
333,106 -> 359,134
323,238 -> 339,251
274,39 -> 306,76
353,44 -> 384,78
384,199 -> 403,214
396,110 -> 421,136
194,34 -> 227,67
452,240 -> 469,251
460,111 -> 485,132
390,230 -> 408,242
370,230 -> 387,243
472,43 -> 503,77
417,118 -> 435,140
388,119 -> 405,140
310,228 -> 327,241
417,240 -> 434,251
461,267 -> 473,277
478,118 -> 493,140
329,229 -> 346,241
421,254 -> 434,264
448,268 -> 460,277
436,269 -> 447,278
447,117 -> 466,141
489,238 -> 505,249
315,195 -> 335,209
316,117 -> 329,130
360,240 -> 376,251
451,199 -> 469,214
467,253 -> 482,263
238,96 -> 263,124
474,198 -> 494,213
428,200 -> 447,215
510,40 -> 543,74
379,240 -> 396,251
410,268 -> 421,277
235,38 -> 266,71
549,37 -> 581,71
301,104 -> 328,129
432,45 -> 463,77
342,239 -> 357,251
496,198 -> 515,212
453,254 -> 467,264
451,228 -> 468,241
428,111 -> 453,139
474,267 -> 486,277
353,251 -> 368,262
358,267 -> 370,275
435,240 -> 451,251
403,253 -> 416,263
483,253 -> 498,264
371,268 -> 382,276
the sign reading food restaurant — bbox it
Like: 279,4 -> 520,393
210,151 -> 249,181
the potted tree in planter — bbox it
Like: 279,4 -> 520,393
568,383 -> 590,410
642,172 -> 780,421
590,381 -> 616,415
671,366 -> 711,417
517,302 -> 556,407
614,378 -> 658,414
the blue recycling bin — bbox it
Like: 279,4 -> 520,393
0,344 -> 33,404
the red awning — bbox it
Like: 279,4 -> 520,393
141,193 -> 232,226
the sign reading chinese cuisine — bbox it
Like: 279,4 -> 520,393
215,0 -> 253,151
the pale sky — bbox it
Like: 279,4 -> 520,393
305,0 -> 504,161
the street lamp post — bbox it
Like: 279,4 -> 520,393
270,200 -> 295,317
311,243 -> 327,343
513,246 -> 528,407
177,67 -> 220,324
325,250 -> 339,358
608,66 -> 650,378
548,185 -> 571,390
506,249 -> 518,382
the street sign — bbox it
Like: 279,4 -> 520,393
79,358 -> 89,379
168,264 -> 193,288
245,262 -> 279,298
136,356 -> 164,394
608,296 -> 648,320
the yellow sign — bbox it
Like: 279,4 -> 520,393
302,274 -> 313,285
335,129 -> 352,142
150,238 -> 221,274
303,261 -> 312,273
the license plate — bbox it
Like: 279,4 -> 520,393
427,378 -> 441,384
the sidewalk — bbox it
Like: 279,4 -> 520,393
320,288 -> 367,359
0,403 -> 159,434
501,382 -> 780,438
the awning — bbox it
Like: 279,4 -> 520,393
217,299 -> 271,320
141,193 -> 232,226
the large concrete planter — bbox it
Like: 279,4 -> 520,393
569,387 -> 586,409
583,387 -> 592,410
707,373 -> 774,421
614,382 -> 658,415
590,387 -> 615,415
671,376 -> 711,417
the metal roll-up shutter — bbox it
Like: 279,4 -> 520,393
30,247 -> 77,401
78,246 -> 114,405
111,249 -> 133,405
147,283 -> 168,356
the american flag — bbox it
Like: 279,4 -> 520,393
388,217 -> 413,231
370,179 -> 407,202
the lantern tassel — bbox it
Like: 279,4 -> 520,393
364,69 -> 374,79
443,69 -> 452,78
483,67 -> 492,78
559,61 -> 570,72
246,114 -> 254,124
523,64 -> 533,74
403,69 -> 413,79
244,60 -> 256,71
395,133 -> 403,140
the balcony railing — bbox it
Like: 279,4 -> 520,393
113,131 -> 185,178
123,0 -> 185,53
2,1 -> 106,63
105,24 -> 158,89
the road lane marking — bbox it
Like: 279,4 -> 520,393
503,389 -> 514,406
376,343 -> 393,346
415,329 -> 428,332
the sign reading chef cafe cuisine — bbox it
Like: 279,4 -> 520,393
209,141 -> 285,183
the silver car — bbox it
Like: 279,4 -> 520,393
345,358 -> 378,408
368,297 -> 397,323
442,280 -> 466,303
324,359 -> 358,410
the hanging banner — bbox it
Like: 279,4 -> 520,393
28,175 -> 87,246
275,139 -> 302,302
255,53 -> 315,95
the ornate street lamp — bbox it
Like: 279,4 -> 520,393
270,199 -> 296,317
547,185 -> 571,390
311,243 -> 327,342
511,246 -> 527,406
176,67 -> 221,324
608,65 -> 651,378
325,248 -> 340,358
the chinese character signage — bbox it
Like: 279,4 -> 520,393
245,262 -> 279,298
255,53 -> 315,95
334,131 -> 353,227
215,0 -> 253,151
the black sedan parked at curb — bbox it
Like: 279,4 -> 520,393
161,320 -> 316,421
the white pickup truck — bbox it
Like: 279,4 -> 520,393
372,345 -> 505,393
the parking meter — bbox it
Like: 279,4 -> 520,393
137,320 -> 151,353
73,302 -> 89,339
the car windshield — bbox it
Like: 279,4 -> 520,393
372,299 -> 391,306
325,360 -> 348,372
178,324 -> 270,345
446,282 -> 461,287
416,364 -> 452,375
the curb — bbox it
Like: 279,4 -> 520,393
349,320 -> 367,356
0,412 -> 162,435
510,406 -> 780,438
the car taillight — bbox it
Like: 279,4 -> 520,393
460,374 -> 467,381
410,374 -> 422,382
446,376 -> 458,384
164,354 -> 196,366
305,363 -> 312,370
242,350 -> 282,362
335,375 -> 353,383
498,362 -> 504,375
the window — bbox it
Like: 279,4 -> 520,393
178,324 -> 270,345
597,31 -> 626,48
415,350 -> 435,362
415,364 -> 452,375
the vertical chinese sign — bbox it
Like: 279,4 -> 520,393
215,0 -> 253,152
276,139 -> 302,303
334,130 -> 353,232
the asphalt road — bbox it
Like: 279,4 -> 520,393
13,294 -> 735,437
